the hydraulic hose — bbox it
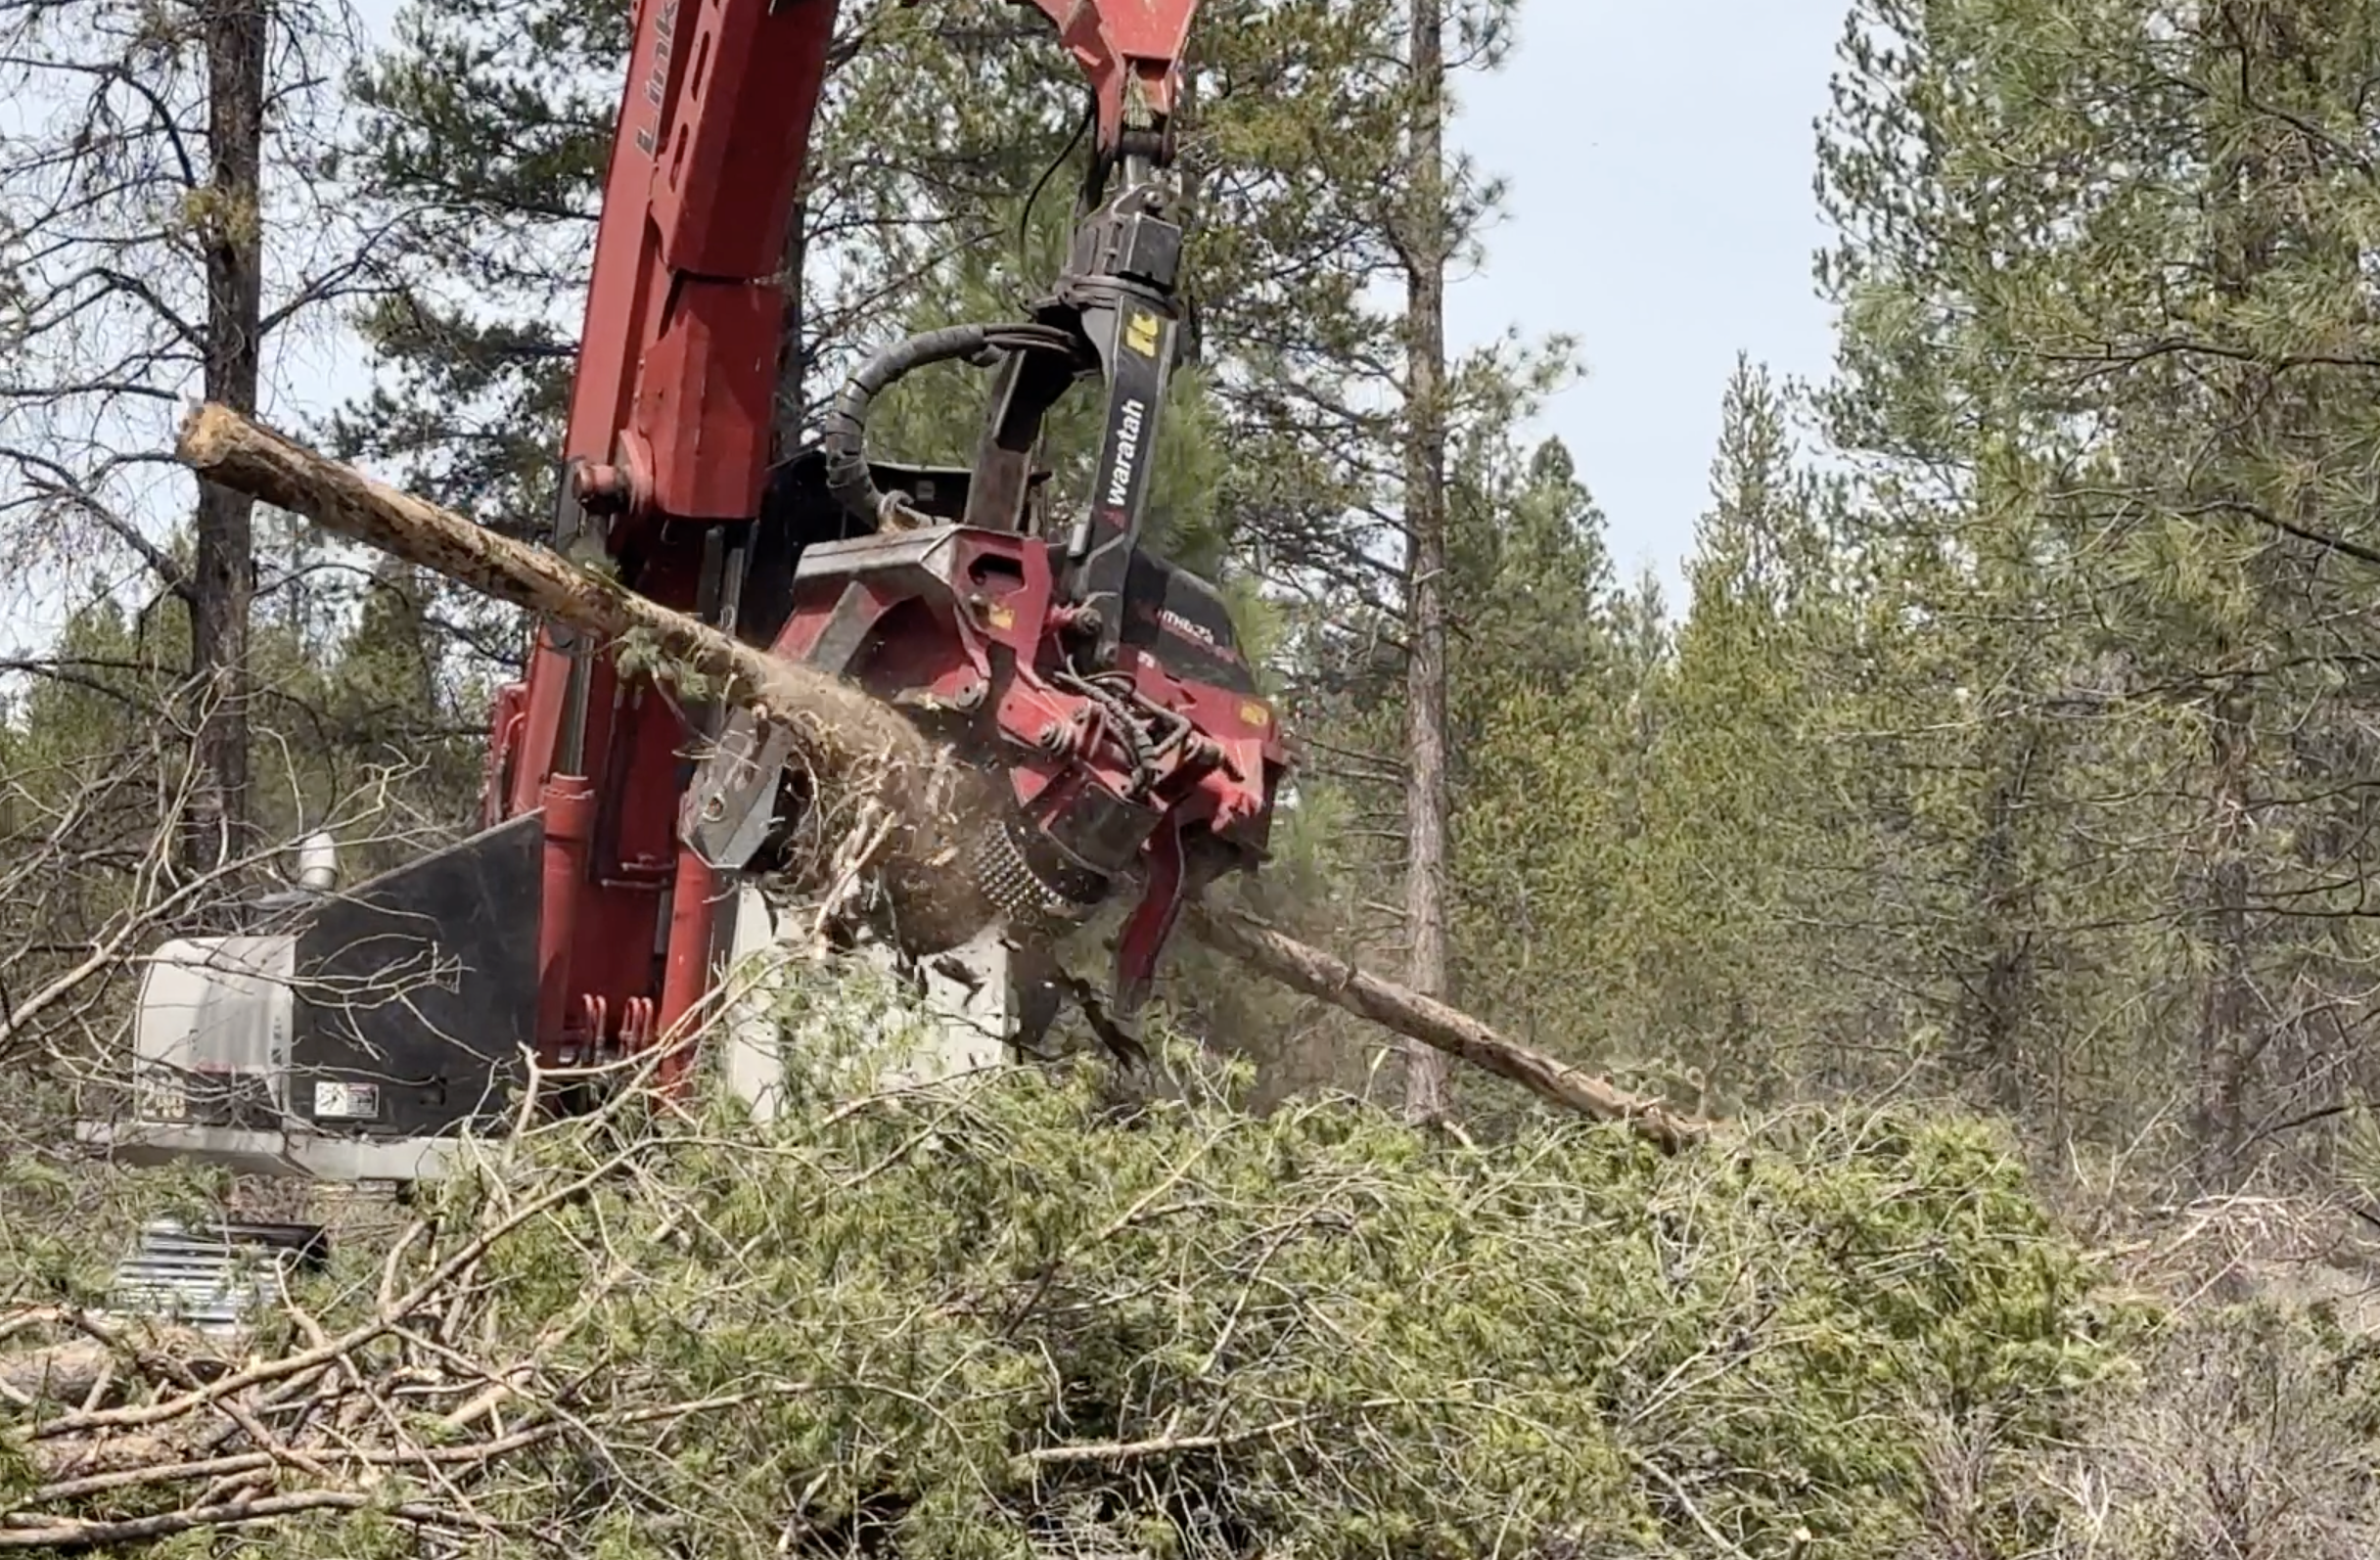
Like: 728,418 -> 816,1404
821,322 -> 1082,528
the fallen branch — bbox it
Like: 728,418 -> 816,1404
1185,904 -> 1704,1151
172,402 -> 1709,1150
0,1489 -> 487,1550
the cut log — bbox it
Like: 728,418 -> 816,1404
1,1341 -> 113,1405
1184,905 -> 1704,1152
173,403 -> 1710,1151
176,407 -> 920,777
175,402 -> 998,947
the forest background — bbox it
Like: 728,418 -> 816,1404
9,1 -> 2380,1552
7,0 -> 2374,1183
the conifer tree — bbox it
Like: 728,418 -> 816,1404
1816,0 -> 2380,1179
1442,436 -> 1634,1069
1612,361 -> 1848,1095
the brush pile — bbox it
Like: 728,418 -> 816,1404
3,958 -> 2129,1559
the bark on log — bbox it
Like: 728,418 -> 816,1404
1183,905 -> 1703,1152
1,1342 -> 113,1406
175,403 -> 998,946
173,403 -> 1709,1152
175,405 -> 920,771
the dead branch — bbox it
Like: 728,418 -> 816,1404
1185,903 -> 1705,1151
170,401 -> 1709,1149
0,1343 -> 115,1406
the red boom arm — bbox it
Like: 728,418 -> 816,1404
1022,0 -> 1195,154
485,0 -> 840,1070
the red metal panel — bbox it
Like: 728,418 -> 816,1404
1023,0 -> 1200,143
647,0 -> 831,279
632,280 -> 781,522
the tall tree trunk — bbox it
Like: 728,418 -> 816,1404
2186,4 -> 2282,1191
187,0 -> 268,878
1959,723 -> 2037,1116
1175,55 -> 1206,368
1399,0 -> 1451,1123
2195,678 -> 2255,1188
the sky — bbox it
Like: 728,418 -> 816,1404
1441,0 -> 1850,599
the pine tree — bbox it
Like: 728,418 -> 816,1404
1442,436 -> 1634,1073
1815,0 -> 2380,1180
1610,361 -> 1854,1098
1394,0 -> 1456,1120
328,0 -> 630,537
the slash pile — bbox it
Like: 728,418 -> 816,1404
4,958 -> 2129,1559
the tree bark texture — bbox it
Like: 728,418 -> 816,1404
2196,683 -> 2254,1188
186,0 -> 270,879
172,403 -> 1709,1153
176,402 -> 1000,949
773,197 -> 808,461
1399,0 -> 1453,1124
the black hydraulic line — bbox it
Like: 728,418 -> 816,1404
821,322 -> 1082,528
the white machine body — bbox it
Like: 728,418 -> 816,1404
85,885 -> 1018,1181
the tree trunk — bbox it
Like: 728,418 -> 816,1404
2196,682 -> 2254,1188
1399,0 -> 1452,1124
173,408 -> 958,777
1184,903 -> 1704,1152
2186,5 -> 2280,1192
171,403 -> 1711,1153
186,0 -> 269,880
773,198 -> 808,461
1959,723 -> 2037,1116
1175,54 -> 1207,368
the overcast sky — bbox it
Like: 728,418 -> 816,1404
1442,0 -> 1849,599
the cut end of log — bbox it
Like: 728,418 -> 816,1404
176,400 -> 245,472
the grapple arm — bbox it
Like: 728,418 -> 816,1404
694,0 -> 1290,1038
965,1 -> 1297,1022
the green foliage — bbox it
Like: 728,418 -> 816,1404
7,962 -> 2125,1560
1605,361 -> 1858,1097
1796,0 -> 2380,1177
1439,434 -> 1642,1063
330,0 -> 627,534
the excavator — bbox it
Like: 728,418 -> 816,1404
83,0 -> 1292,1189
